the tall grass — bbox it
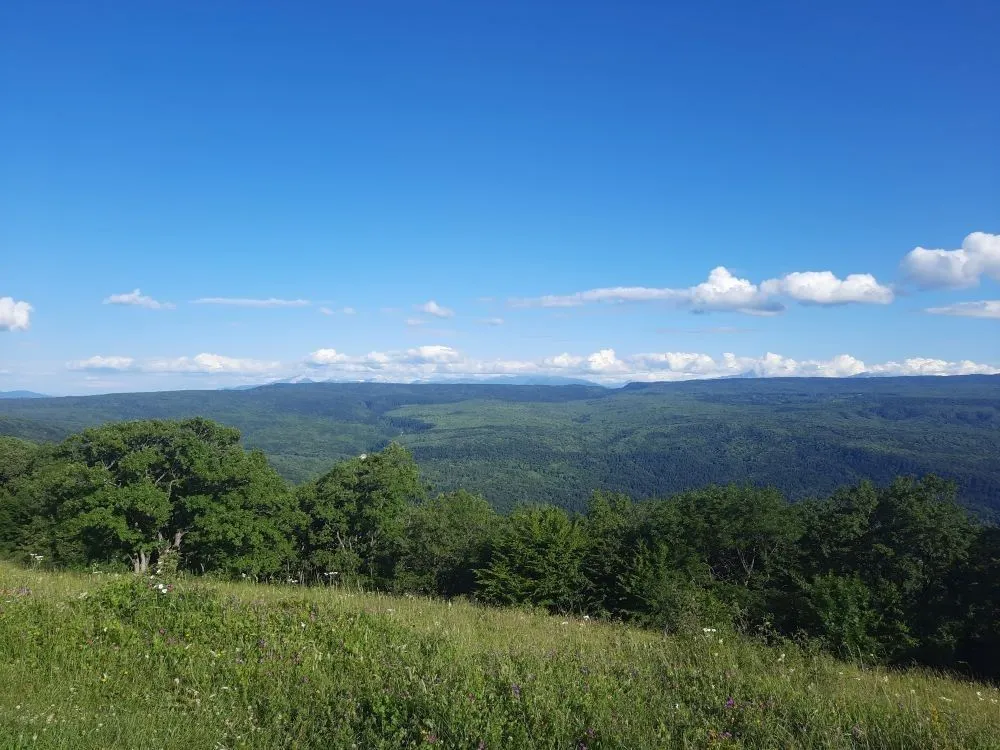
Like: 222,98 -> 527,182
0,563 -> 997,749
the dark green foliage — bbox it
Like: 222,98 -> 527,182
1,376 -> 998,515
0,418 -> 303,576
2,414 -> 1000,679
396,489 -> 498,596
476,505 -> 588,612
297,442 -> 425,586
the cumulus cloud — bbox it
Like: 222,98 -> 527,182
103,289 -> 175,310
192,297 -> 311,307
303,345 -> 998,384
901,232 -> 1000,289
319,307 -> 334,315
511,266 -> 891,315
925,300 -> 1000,319
0,297 -> 32,331
70,353 -> 280,375
417,300 -> 454,318
761,272 -> 893,305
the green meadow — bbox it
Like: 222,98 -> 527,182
2,562 -> 997,750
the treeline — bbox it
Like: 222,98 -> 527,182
1,418 -> 998,678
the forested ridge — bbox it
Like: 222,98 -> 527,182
0,375 -> 998,516
2,416 -> 1000,681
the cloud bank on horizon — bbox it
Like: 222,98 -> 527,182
64,344 -> 1000,389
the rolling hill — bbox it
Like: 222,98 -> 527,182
0,376 -> 998,515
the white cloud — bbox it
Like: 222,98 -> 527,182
687,267 -> 779,314
403,345 -> 463,364
145,354 -> 280,374
319,307 -> 334,315
0,297 -> 32,331
543,353 -> 585,369
342,307 -> 357,315
303,345 -> 998,384
103,289 -> 175,310
510,266 -> 892,315
512,284 -> 681,309
760,271 -> 893,305
586,348 -> 627,373
866,357 -> 999,376
405,317 -> 426,326
925,300 -> 1000,319
901,231 -> 1000,289
192,297 -> 311,307
305,349 -> 353,366
480,317 -> 504,326
509,267 -> 778,313
417,300 -> 454,318
70,353 -> 279,375
69,356 -> 136,371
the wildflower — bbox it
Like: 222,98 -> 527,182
702,627 -> 717,634
583,615 -> 590,621
938,696 -> 953,702
778,653 -> 786,663
511,683 -> 522,699
561,621 -> 569,626
725,697 -> 735,709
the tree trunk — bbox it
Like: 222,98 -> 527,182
131,549 -> 150,574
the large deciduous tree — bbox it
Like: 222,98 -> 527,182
298,442 -> 425,586
4,418 -> 303,576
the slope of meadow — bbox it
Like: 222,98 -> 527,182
1,563 -> 997,749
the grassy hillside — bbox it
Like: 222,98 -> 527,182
1,376 -> 998,514
1,563 -> 998,749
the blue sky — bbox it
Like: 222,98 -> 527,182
1,1 -> 998,393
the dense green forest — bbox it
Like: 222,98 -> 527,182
2,417 -> 1000,681
1,376 -> 998,515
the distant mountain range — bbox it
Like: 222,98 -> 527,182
0,390 -> 47,399
223,375 -> 602,391
414,375 -> 603,387
2,375 -> 999,517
